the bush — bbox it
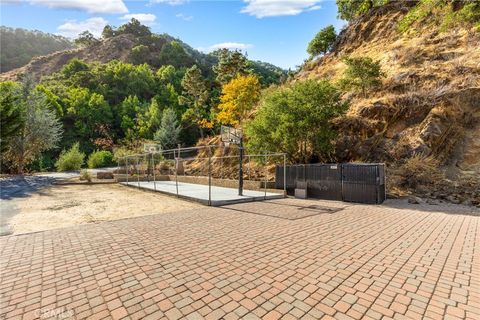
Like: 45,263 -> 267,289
87,150 -> 114,168
398,154 -> 442,189
55,143 -> 85,171
339,56 -> 384,97
79,169 -> 92,182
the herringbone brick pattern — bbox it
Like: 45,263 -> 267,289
0,199 -> 478,319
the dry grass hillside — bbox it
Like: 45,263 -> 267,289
298,2 -> 479,203
0,34 -> 137,81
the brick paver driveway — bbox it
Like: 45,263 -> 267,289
1,199 -> 479,320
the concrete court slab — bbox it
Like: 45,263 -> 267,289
120,180 -> 284,206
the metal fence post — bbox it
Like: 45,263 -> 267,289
174,149 -> 179,197
264,154 -> 267,200
125,156 -> 129,185
283,154 -> 287,197
152,153 -> 156,191
208,147 -> 212,206
136,156 -> 140,188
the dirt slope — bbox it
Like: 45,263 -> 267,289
296,2 -> 479,203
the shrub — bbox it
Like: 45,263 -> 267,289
79,169 -> 92,182
339,56 -> 385,97
55,143 -> 85,171
398,154 -> 442,189
87,150 -> 114,168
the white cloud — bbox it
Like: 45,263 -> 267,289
57,17 -> 108,39
149,0 -> 188,5
176,13 -> 193,21
241,0 -> 321,18
199,42 -> 254,53
121,13 -> 157,26
29,0 -> 128,14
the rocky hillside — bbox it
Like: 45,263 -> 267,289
298,2 -> 479,203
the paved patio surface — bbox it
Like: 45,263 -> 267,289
0,198 -> 479,320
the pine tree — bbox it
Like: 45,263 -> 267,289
154,109 -> 181,150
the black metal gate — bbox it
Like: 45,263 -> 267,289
275,163 -> 386,204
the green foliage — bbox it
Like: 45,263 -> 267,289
248,61 -> 286,86
158,41 -> 194,68
0,26 -> 73,72
3,78 -> 63,174
117,18 -> 152,37
307,25 -> 337,57
74,31 -> 99,47
64,87 -> 113,153
179,65 -> 210,137
87,150 -> 114,168
0,81 -> 24,153
0,20 -> 288,173
336,0 -> 389,21
339,56 -> 385,96
102,25 -> 115,39
27,153 -> 56,172
130,45 -> 149,65
120,95 -> 148,140
154,109 -> 181,150
246,80 -> 348,163
56,142 -> 85,171
398,0 -> 480,33
213,49 -> 251,85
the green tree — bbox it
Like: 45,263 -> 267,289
212,49 -> 250,85
74,31 -> 99,47
246,80 -> 348,163
61,58 -> 89,78
120,95 -> 148,140
4,79 -> 63,174
64,88 -> 113,153
102,25 -> 115,38
117,18 -> 151,37
130,45 -> 150,65
158,41 -> 193,68
340,56 -> 385,96
179,65 -> 210,138
0,81 -> 24,153
307,25 -> 337,57
154,108 -> 181,150
336,0 -> 388,21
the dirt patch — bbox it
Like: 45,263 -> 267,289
9,183 -> 201,235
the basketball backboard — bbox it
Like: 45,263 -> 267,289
143,144 -> 161,153
221,125 -> 242,145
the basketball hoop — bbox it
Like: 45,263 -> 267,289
221,125 -> 242,145
221,125 -> 244,196
143,144 -> 161,153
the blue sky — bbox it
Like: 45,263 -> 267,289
0,1 -> 345,69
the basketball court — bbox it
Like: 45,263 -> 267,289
121,180 -> 284,206
118,125 -> 287,206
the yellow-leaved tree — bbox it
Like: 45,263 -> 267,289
216,74 -> 261,126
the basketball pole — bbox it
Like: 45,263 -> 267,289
239,136 -> 244,196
